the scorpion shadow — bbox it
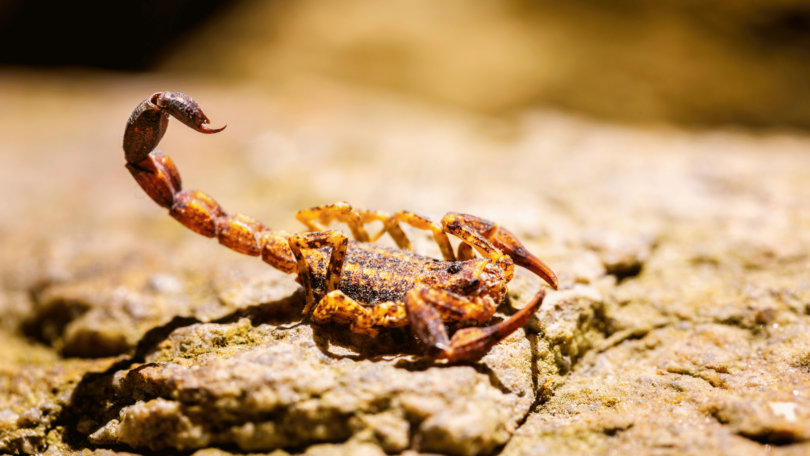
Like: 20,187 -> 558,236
137,286 -> 528,374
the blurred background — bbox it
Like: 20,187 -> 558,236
4,0 -> 810,127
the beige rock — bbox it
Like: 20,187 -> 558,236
1,72 -> 810,456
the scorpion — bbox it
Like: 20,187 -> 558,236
123,92 -> 558,363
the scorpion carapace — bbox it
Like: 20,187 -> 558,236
123,91 -> 558,363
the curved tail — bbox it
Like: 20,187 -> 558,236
123,92 -> 297,274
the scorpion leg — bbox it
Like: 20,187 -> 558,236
296,202 -> 370,242
355,209 -> 409,248
288,230 -> 349,315
312,291 -> 409,336
123,92 -> 298,275
405,286 -> 545,363
370,300 -> 409,328
391,211 -> 456,261
457,242 -> 476,261
442,213 -> 558,289
296,203 -> 411,249
312,290 -> 378,335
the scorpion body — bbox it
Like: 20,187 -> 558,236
123,92 -> 557,362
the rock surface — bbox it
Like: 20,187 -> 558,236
0,72 -> 809,455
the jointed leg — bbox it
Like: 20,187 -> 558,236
295,203 -> 413,249
370,301 -> 408,328
296,202 -> 370,242
406,287 -> 547,363
356,209 -> 409,248
312,290 -> 378,335
392,211 -> 456,261
312,291 -> 408,335
457,242 -> 476,261
288,230 -> 349,314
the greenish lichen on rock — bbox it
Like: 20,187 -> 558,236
75,318 -> 544,456
0,333 -> 122,455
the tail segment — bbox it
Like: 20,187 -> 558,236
123,92 -> 297,274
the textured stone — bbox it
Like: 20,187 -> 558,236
2,72 -> 810,456
0,333 -> 120,454
77,317 -> 540,455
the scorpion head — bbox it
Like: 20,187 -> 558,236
437,256 -> 513,303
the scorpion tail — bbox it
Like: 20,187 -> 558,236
123,92 -> 298,275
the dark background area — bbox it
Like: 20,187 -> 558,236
4,0 -> 810,128
0,0 -> 234,70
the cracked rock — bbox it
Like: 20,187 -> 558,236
3,68 -> 810,456
76,320 -> 540,456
